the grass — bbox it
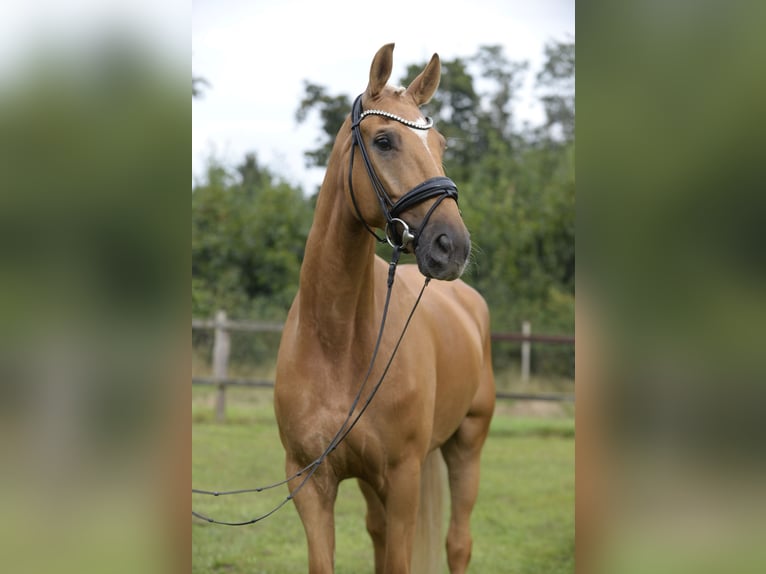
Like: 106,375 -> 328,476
192,387 -> 574,573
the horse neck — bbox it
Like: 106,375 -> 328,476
297,146 -> 378,347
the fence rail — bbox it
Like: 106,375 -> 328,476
191,318 -> 284,332
191,318 -> 575,344
192,311 -> 574,421
491,332 -> 575,344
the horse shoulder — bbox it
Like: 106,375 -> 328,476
427,278 -> 490,339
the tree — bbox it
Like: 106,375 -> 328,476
192,153 -> 313,321
192,75 -> 209,99
536,39 -> 575,142
295,81 -> 351,168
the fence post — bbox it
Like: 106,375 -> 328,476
213,309 -> 230,422
521,321 -> 531,382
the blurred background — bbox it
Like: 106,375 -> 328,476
578,1 -> 766,573
0,1 -> 188,573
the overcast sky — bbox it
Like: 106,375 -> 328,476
192,0 -> 574,191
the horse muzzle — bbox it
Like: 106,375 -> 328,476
414,221 -> 471,281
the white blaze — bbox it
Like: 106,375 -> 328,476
410,125 -> 439,169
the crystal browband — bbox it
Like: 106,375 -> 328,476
357,109 -> 434,130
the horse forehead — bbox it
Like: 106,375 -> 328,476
376,86 -> 425,122
371,87 -> 437,156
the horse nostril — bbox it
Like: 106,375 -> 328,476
436,233 -> 452,254
419,230 -> 469,280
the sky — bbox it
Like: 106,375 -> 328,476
192,0 -> 574,191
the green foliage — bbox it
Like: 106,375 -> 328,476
536,39 -> 575,142
192,154 -> 314,370
192,152 -> 313,322
295,81 -> 351,167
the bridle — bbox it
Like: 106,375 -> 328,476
348,93 -> 459,251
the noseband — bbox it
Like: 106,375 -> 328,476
348,94 -> 459,250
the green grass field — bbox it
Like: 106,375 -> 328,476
192,388 -> 574,573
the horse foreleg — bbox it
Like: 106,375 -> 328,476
288,460 -> 338,574
358,479 -> 387,574
440,413 -> 492,574
382,459 -> 421,574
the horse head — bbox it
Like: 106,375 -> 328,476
345,43 -> 471,281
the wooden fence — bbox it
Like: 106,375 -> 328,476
193,310 -> 574,422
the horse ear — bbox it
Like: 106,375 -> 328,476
405,53 -> 441,106
366,43 -> 395,99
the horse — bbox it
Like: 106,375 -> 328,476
274,43 -> 495,574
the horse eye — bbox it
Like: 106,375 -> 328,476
373,135 -> 392,151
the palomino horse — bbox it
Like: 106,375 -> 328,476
274,43 -> 495,574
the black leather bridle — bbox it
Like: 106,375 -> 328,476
348,94 -> 459,250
